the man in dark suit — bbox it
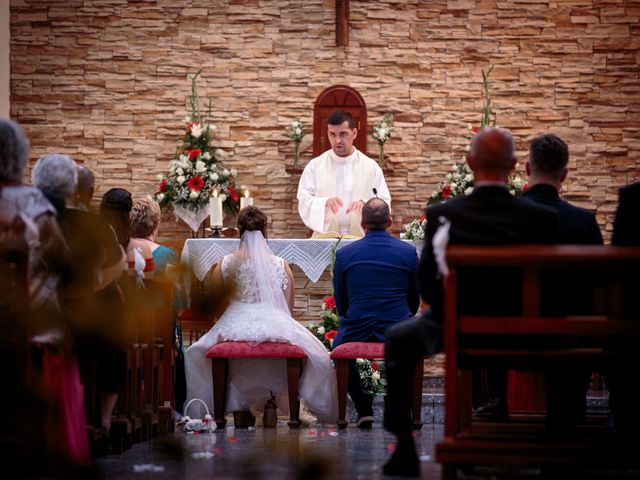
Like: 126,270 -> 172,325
332,198 -> 420,428
606,181 -> 640,442
523,134 -> 602,245
382,128 -> 559,477
522,133 -> 604,433
612,182 -> 640,247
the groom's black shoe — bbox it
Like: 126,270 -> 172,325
474,398 -> 508,421
356,415 -> 374,429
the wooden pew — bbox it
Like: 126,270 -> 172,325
436,245 -> 640,479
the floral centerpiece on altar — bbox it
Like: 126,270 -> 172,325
154,70 -> 240,233
372,113 -> 394,168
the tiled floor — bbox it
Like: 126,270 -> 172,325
94,422 -> 443,479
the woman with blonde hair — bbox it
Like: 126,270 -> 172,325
128,198 -> 177,274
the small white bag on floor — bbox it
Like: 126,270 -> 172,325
181,399 -> 216,433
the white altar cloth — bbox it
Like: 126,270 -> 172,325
181,238 -> 424,283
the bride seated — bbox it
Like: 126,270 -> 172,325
184,206 -> 338,424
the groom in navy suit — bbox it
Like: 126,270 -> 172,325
332,198 -> 420,428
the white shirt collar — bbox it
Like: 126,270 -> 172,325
329,147 -> 358,165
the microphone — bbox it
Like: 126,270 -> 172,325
372,187 -> 378,198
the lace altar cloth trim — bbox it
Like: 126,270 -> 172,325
181,238 -> 424,283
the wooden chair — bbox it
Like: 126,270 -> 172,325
330,342 -> 426,429
206,341 -> 307,429
436,245 -> 640,479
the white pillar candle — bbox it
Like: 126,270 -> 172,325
240,190 -> 254,210
209,191 -> 223,227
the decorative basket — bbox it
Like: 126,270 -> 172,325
181,398 -> 216,433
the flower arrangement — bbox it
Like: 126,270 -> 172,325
372,113 -> 394,168
286,118 -> 305,167
154,70 -> 240,216
428,65 -> 525,206
400,215 -> 426,240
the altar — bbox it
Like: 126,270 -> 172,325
181,238 -> 424,283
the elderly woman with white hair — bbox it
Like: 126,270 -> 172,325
31,153 -> 78,215
0,120 -> 68,313
32,153 -> 128,436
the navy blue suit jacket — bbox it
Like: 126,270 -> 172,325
332,230 -> 420,346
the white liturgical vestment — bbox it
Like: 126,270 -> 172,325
297,148 -> 391,237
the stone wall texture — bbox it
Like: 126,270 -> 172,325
9,0 -> 640,324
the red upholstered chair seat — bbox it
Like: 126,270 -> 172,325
330,342 -> 384,359
206,341 -> 307,429
329,341 -> 426,430
206,341 -> 307,359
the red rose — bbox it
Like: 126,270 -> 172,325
523,184 -> 529,191
188,121 -> 199,130
371,361 -> 379,372
227,186 -> 239,202
324,329 -> 337,341
441,185 -> 452,200
158,178 -> 168,193
186,175 -> 205,192
471,127 -> 480,133
419,215 -> 426,223
188,148 -> 201,160
323,296 -> 336,310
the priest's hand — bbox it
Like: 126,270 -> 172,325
326,197 -> 344,214
346,200 -> 364,214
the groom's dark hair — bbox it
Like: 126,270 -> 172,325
327,110 -> 356,129
362,198 -> 390,231
238,205 -> 268,237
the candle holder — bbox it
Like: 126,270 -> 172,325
208,226 -> 224,238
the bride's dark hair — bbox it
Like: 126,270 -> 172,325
237,205 -> 268,237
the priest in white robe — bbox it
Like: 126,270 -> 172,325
297,110 -> 391,237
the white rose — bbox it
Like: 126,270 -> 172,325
210,172 -> 219,182
202,151 -> 212,160
219,194 -> 227,202
465,187 -> 473,195
190,123 -> 203,139
156,174 -> 163,181
295,128 -> 302,135
195,161 -> 206,172
222,169 -> 230,176
176,167 -> 184,176
209,124 -> 216,130
189,190 -> 199,199
465,174 -> 473,182
317,326 -> 325,335
215,148 -> 226,158
356,358 -> 365,365
179,154 -> 187,162
230,168 -> 237,177
156,193 -> 165,202
177,175 -> 185,184
184,116 -> 191,124
372,371 -> 381,382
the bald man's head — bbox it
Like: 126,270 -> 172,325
467,127 -> 516,180
362,198 -> 391,231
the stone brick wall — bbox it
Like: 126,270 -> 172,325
9,0 -> 640,325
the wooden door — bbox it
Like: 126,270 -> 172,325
313,85 -> 367,156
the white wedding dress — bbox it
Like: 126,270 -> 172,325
184,232 -> 338,424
